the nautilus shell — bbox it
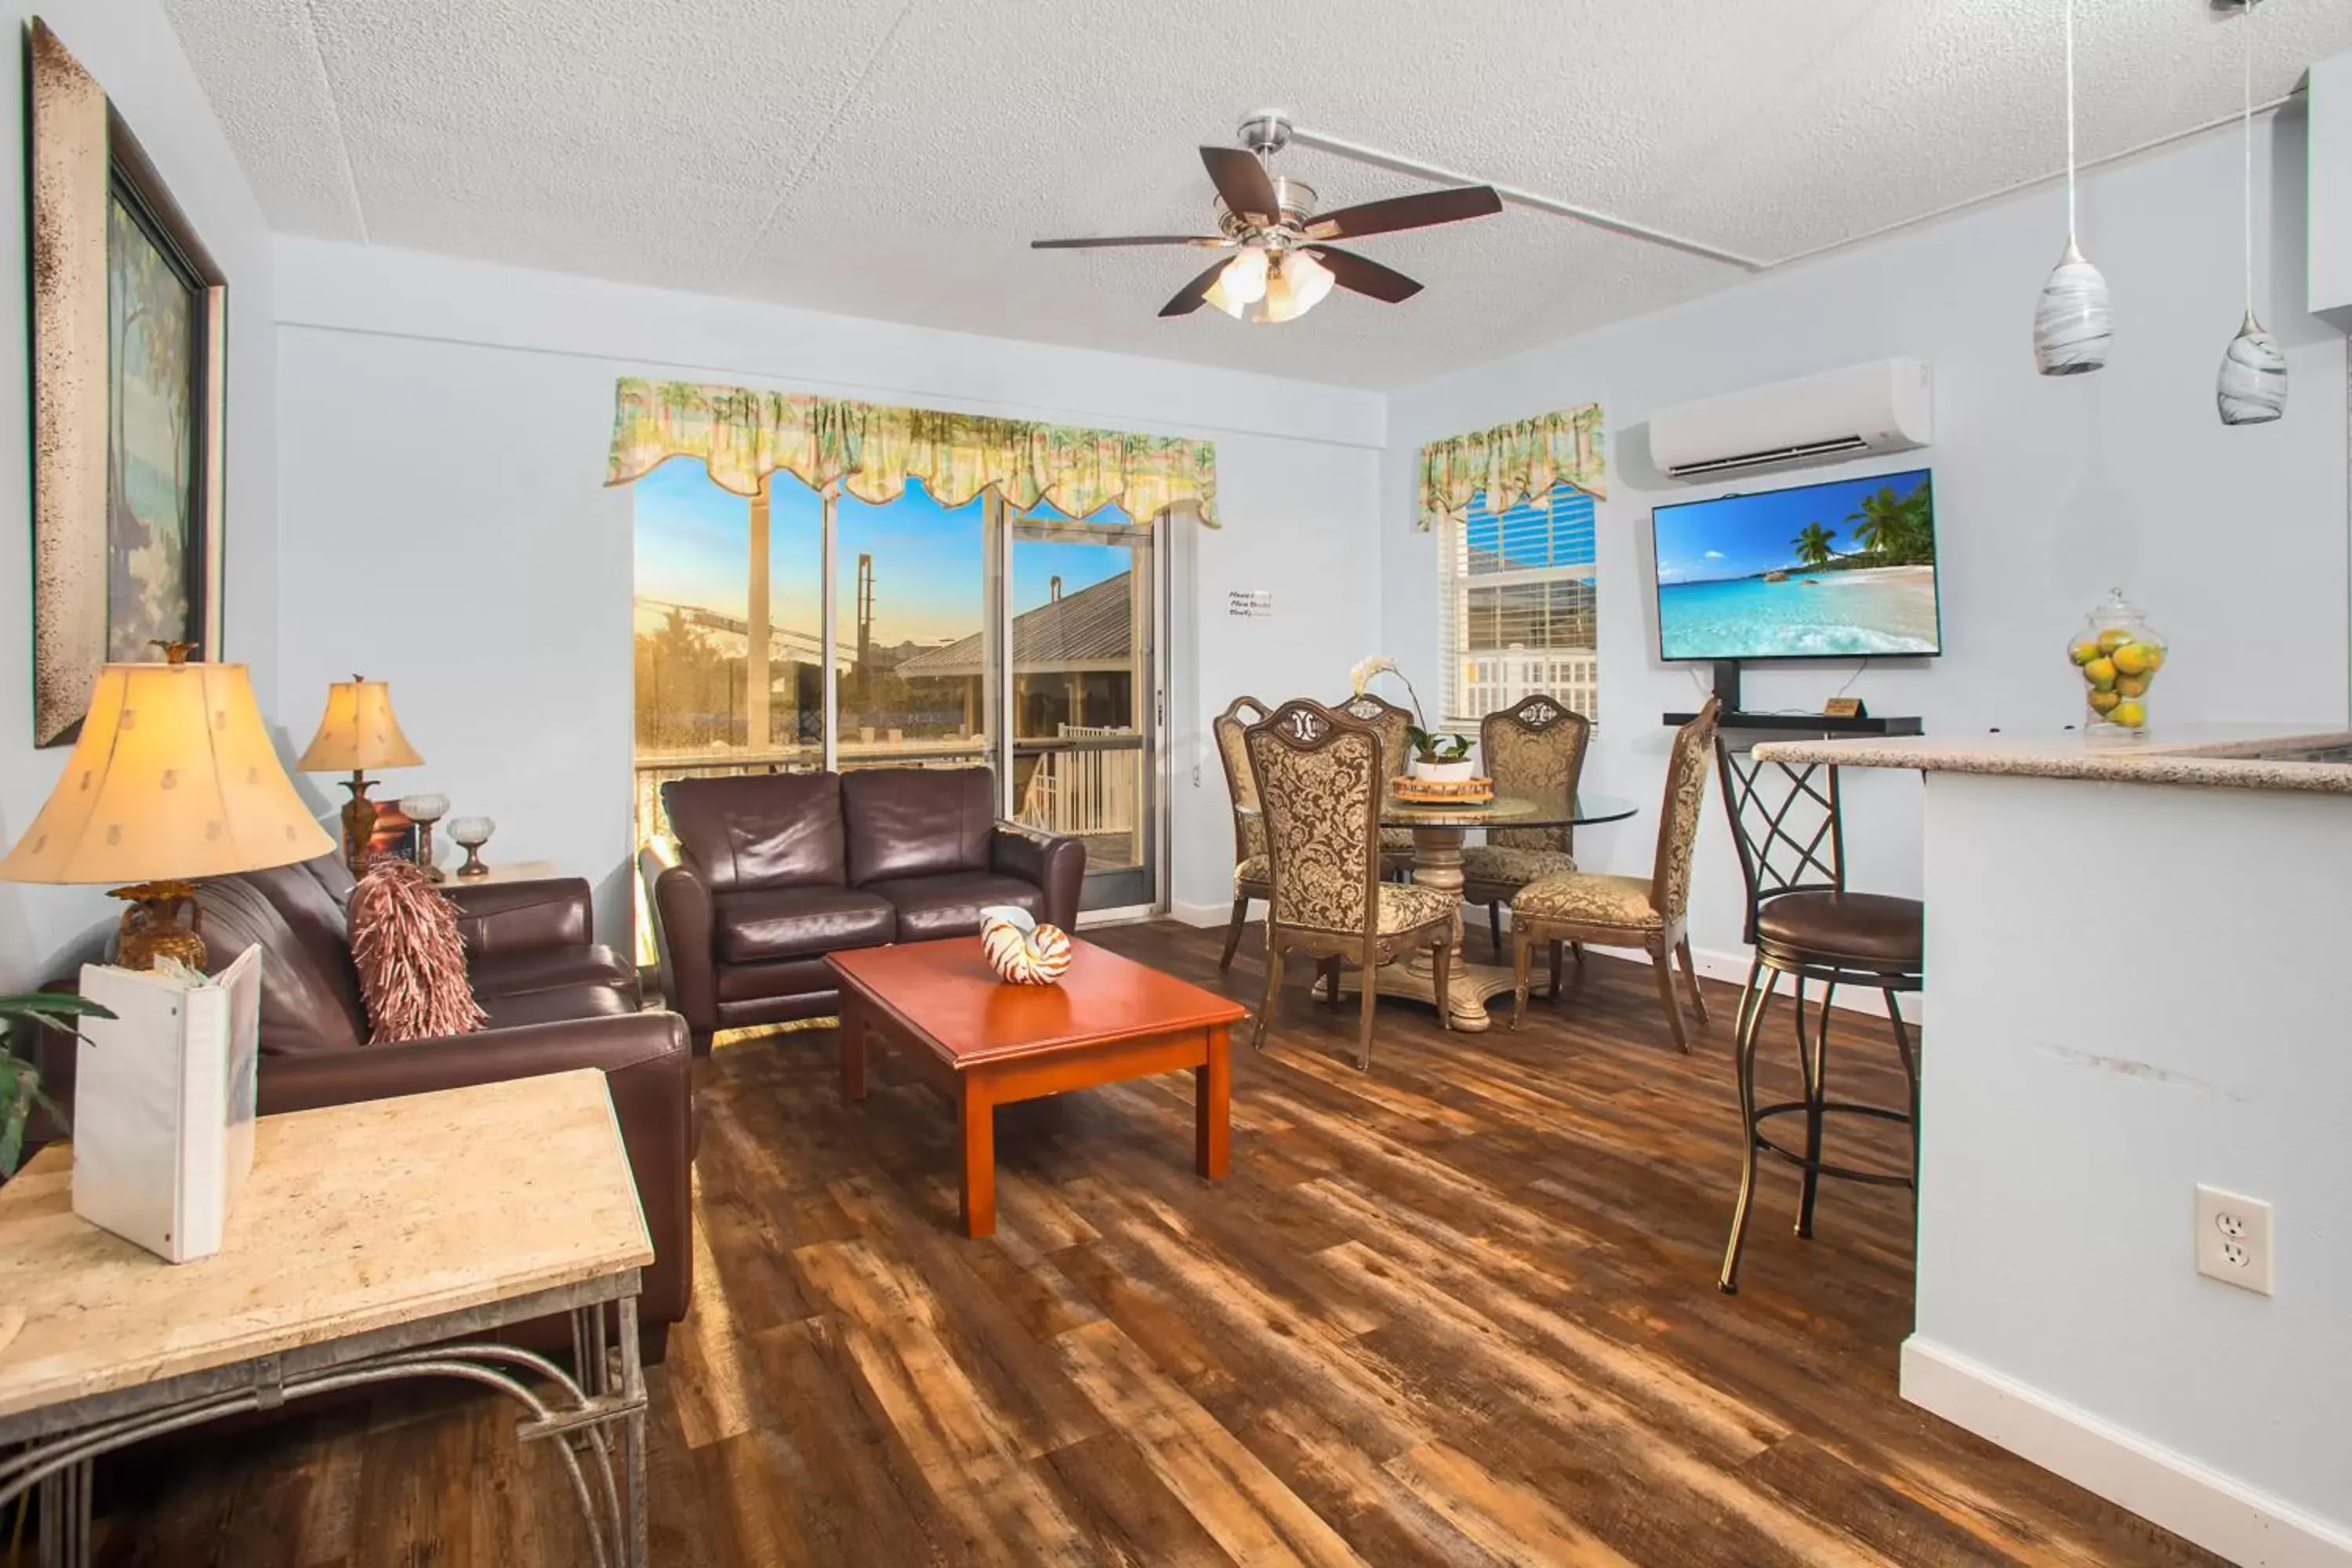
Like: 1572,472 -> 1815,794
978,905 -> 1072,985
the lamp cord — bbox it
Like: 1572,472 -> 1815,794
2241,0 -> 2256,317
2063,0 -> 2078,244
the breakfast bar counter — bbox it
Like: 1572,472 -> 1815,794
1746,723 -> 2352,1563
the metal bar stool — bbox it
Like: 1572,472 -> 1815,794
1714,738 -> 1923,1294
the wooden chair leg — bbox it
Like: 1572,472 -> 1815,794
1675,936 -> 1708,1023
1432,934 -> 1453,1031
1251,942 -> 1285,1052
1355,938 -> 1379,1071
1510,927 -> 1534,1029
1218,894 -> 1250,971
1319,956 -> 1342,1006
1649,940 -> 1690,1051
1488,902 -> 1504,958
1548,939 -> 1564,999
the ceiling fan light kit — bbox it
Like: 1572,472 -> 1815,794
2034,0 -> 2111,376
2215,0 -> 2286,426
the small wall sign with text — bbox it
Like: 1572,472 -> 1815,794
1823,697 -> 1867,718
1227,590 -> 1274,619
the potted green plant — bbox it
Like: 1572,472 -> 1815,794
1,992 -> 112,1177
1348,656 -> 1475,782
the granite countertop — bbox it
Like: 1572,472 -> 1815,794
1751,724 -> 2352,795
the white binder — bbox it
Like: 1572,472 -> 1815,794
71,946 -> 263,1263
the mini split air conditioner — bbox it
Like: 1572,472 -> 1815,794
1649,358 -> 1933,482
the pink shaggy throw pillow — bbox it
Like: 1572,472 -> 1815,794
350,858 -> 486,1044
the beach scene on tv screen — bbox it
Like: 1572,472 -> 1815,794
1654,470 -> 1939,659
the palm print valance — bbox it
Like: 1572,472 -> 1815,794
1418,404 -> 1606,530
606,378 -> 1219,526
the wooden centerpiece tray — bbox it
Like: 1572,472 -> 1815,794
1390,776 -> 1495,805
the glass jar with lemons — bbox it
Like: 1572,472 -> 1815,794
2067,590 -> 2166,738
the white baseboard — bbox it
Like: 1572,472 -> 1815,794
1902,1337 -> 2352,1567
1170,898 -> 1244,930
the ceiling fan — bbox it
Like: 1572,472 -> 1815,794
1031,112 -> 1503,324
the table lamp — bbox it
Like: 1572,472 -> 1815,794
0,646 -> 336,969
296,675 -> 423,875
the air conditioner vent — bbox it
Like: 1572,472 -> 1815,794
1651,360 -> 1932,485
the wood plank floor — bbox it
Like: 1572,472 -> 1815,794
92,922 -> 2224,1566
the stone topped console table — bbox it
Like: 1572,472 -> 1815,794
0,1071 -> 655,1567
1752,723 -> 2352,1566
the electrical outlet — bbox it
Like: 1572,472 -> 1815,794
2194,1185 -> 2274,1296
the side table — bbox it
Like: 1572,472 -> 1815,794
0,1070 -> 653,1566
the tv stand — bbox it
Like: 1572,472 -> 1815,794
1668,659 -> 1922,736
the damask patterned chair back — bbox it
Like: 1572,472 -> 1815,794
1214,695 -> 1272,865
1480,695 -> 1591,856
1245,700 -> 1381,937
1334,693 -> 1409,785
1649,699 -> 1722,927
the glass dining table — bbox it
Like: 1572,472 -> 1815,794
1240,789 -> 1640,1033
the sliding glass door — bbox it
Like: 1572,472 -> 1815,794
633,468 -> 1160,942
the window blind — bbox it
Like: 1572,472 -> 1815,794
1438,481 -> 1599,727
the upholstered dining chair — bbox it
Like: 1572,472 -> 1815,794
1246,699 -> 1456,1069
1462,695 -> 1592,956
1508,699 -> 1719,1050
1212,695 -> 1274,971
1334,691 -> 1418,880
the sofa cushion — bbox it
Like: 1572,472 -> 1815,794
476,982 -> 640,1031
663,772 -> 845,892
193,874 -> 366,1054
866,872 -> 1044,942
715,956 -> 835,1004
840,768 -> 994,886
350,860 -> 487,1045
225,858 -> 370,1040
714,886 -> 896,964
470,944 -> 641,1005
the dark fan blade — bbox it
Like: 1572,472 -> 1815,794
1200,147 -> 1282,224
1032,235 -> 1226,249
1305,245 -> 1423,304
1159,258 -> 1233,318
1305,186 -> 1503,241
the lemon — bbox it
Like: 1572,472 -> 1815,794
2111,642 -> 2155,676
2114,674 -> 2150,697
2111,699 -> 2146,728
2068,640 -> 2101,666
2082,657 -> 2118,690
2087,689 -> 2122,713
2140,644 -> 2165,670
2096,627 -> 2133,652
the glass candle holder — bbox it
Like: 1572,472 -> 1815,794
447,815 -> 495,879
399,794 -> 450,880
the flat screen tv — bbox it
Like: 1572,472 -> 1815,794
1652,468 -> 1941,661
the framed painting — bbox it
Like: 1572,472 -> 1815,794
27,18 -> 227,748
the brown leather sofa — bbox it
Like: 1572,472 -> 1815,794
38,855 -> 695,1362
641,767 -> 1084,1051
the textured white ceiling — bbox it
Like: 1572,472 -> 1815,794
162,0 -> 2352,389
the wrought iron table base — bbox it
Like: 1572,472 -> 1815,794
3,1278 -> 647,1568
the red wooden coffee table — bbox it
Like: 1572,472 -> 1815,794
827,937 -> 1247,1237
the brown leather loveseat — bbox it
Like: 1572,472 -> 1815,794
640,767 -> 1084,1051
43,855 -> 695,1361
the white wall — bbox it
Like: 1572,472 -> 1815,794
272,241 -> 1385,941
1384,115 -> 2350,976
0,2 -> 278,988
2314,53 -> 2352,328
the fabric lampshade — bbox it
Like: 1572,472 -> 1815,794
0,660 -> 335,885
296,678 -> 423,772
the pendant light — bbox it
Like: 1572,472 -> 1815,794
2034,0 -> 2110,376
2216,0 -> 2287,426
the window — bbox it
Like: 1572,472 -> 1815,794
1439,480 -> 1599,726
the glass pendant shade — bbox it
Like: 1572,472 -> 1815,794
1261,250 -> 1336,324
1203,248 -> 1267,319
2216,310 -> 2286,425
2034,240 -> 2112,376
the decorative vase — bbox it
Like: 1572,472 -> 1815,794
978,906 -> 1073,985
448,815 -> 495,878
2067,590 -> 2165,739
1410,757 -> 1476,785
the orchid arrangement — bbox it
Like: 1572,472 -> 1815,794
1348,655 -> 1471,762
